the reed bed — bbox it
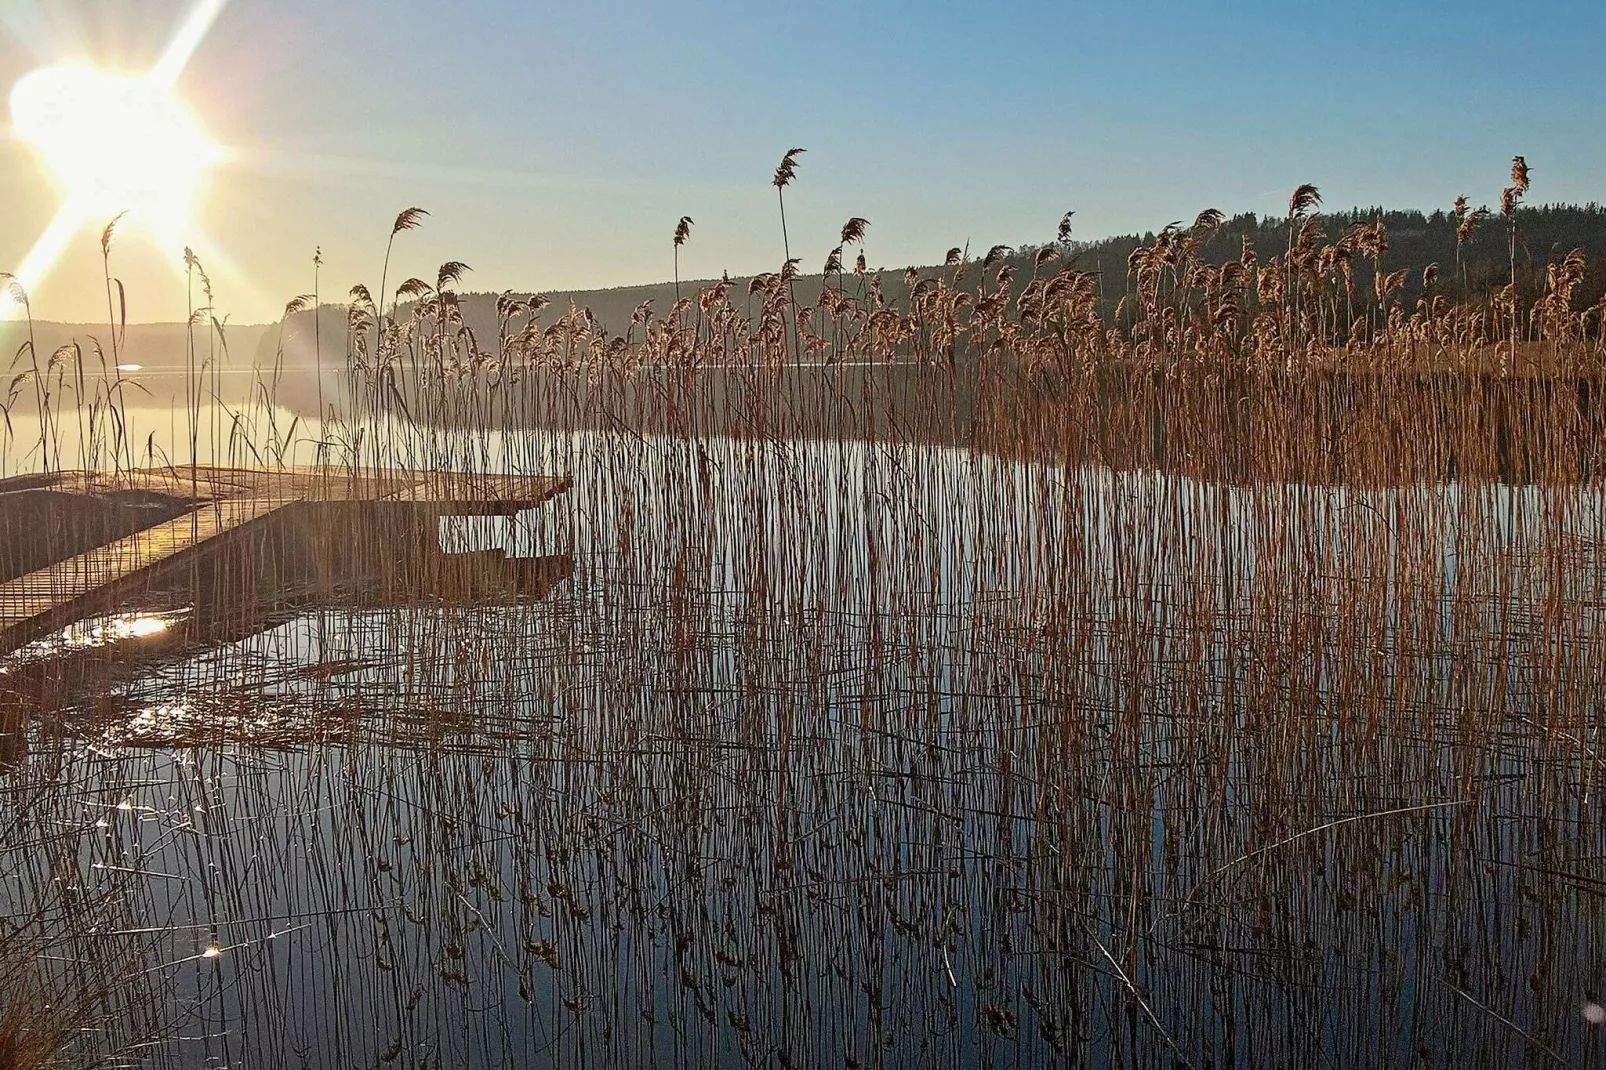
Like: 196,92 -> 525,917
1,165 -> 1605,1067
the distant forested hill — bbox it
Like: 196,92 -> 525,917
273,201 -> 1602,343
1031,203 -> 1606,318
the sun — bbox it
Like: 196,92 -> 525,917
1,1 -> 229,317
10,64 -> 220,244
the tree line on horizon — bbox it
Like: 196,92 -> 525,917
261,201 -> 1606,355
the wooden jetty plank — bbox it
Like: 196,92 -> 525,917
0,466 -> 573,658
381,473 -> 573,513
0,467 -> 573,513
0,499 -> 291,657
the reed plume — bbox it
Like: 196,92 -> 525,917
772,148 -> 805,262
1510,155 -> 1531,195
1453,195 -> 1471,295
436,261 -> 472,292
771,149 -> 806,357
1500,156 -> 1529,361
1288,184 -> 1321,219
1285,185 -> 1321,339
673,216 -> 693,300
379,207 -> 428,328
1057,211 -> 1075,244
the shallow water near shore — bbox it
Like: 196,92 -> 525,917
3,429 -> 1604,1068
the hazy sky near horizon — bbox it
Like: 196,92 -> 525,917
1,0 -> 1602,324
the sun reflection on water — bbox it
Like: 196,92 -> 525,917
27,611 -> 191,658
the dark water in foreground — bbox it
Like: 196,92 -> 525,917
3,432 -> 1604,1068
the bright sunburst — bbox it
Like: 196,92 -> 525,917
10,65 -> 219,239
3,0 -> 228,315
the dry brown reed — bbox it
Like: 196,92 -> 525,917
1,157 -> 1604,1068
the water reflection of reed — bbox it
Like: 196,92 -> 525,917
2,426 -> 1601,1067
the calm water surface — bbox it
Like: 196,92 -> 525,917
3,431 -> 1604,1068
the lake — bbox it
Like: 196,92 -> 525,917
3,418 -> 1603,1067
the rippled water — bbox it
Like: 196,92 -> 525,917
3,431 -> 1604,1068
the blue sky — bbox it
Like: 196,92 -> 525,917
2,0 -> 1602,322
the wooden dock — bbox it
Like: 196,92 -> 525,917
0,466 -> 571,658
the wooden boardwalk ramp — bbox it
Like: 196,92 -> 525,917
0,466 -> 571,658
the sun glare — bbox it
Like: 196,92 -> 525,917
10,65 -> 220,242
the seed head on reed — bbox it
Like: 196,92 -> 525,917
1057,211 -> 1075,243
1293,217 -> 1325,259
672,217 -> 694,298
1374,268 -> 1406,304
101,213 -> 127,256
840,217 -> 870,245
824,247 -> 843,276
1561,247 -> 1587,287
1453,195 -> 1469,227
1457,206 -> 1489,245
391,208 -> 429,237
983,245 -> 1011,270
436,262 -> 472,292
1356,220 -> 1387,259
284,294 -> 316,318
1287,184 -> 1321,219
773,148 -> 805,189
1510,156 -> 1530,195
1192,208 -> 1225,235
